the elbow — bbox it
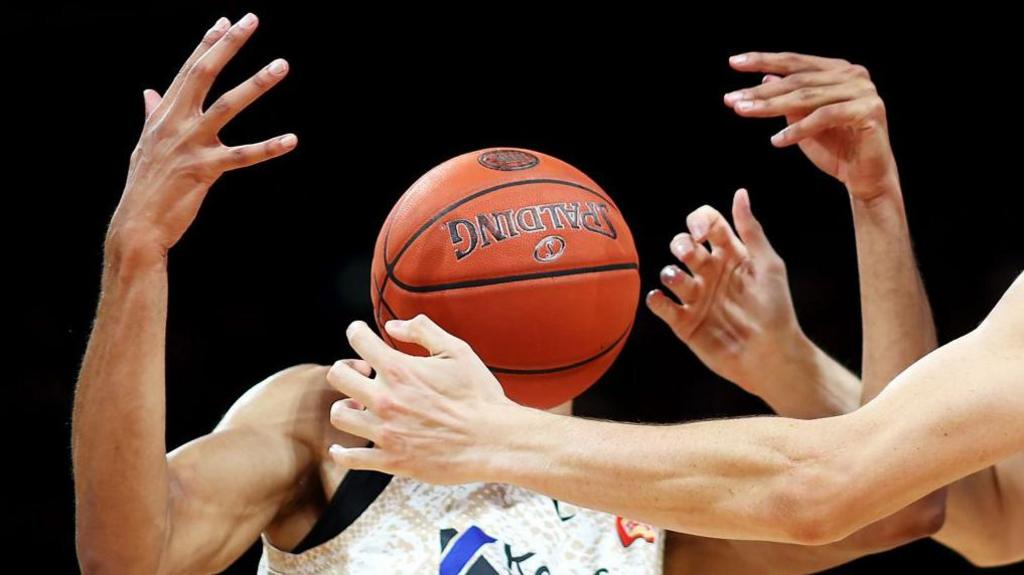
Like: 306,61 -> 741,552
771,464 -> 859,546
894,489 -> 947,543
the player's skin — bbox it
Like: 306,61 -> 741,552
325,53 -> 1024,546
654,191 -> 947,574
675,200 -> 1024,569
69,27 -> 953,574
660,53 -> 1024,567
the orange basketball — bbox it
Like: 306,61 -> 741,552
370,148 -> 639,408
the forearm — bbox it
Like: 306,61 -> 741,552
480,323 -> 1022,545
486,407 -> 838,543
850,182 -> 936,401
759,334 -> 861,419
669,489 -> 945,575
72,239 -> 171,571
934,453 -> 1024,566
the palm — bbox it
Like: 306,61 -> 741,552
784,111 -> 896,196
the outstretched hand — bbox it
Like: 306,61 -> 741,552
725,52 -> 898,200
108,14 -> 296,260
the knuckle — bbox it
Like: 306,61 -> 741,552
797,87 -> 820,102
252,70 -> 271,90
379,364 -> 408,384
207,97 -> 233,118
189,61 -> 214,80
850,64 -> 870,79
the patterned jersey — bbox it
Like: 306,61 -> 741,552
258,473 -> 663,574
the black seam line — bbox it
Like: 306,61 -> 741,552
388,262 -> 639,293
487,323 -> 632,375
386,178 -> 614,271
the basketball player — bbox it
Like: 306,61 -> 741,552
325,53 -> 1024,546
72,18 -> 950,574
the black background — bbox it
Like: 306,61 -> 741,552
12,5 -> 1022,573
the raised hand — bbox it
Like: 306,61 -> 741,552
645,189 -> 859,417
109,13 -> 295,260
725,52 -> 897,200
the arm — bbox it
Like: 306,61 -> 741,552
646,187 -> 860,419
724,51 -> 936,400
72,14 -> 301,573
645,191 -> 946,572
934,454 -> 1024,566
325,272 -> 1024,545
667,488 -> 946,575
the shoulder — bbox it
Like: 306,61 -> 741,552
216,363 -> 368,455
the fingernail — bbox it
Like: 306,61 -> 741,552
280,134 -> 298,149
212,17 -> 230,32
385,319 -> 406,331
730,54 -> 748,64
724,91 -> 745,104
645,289 -> 660,303
690,219 -> 708,240
240,13 -> 257,28
736,100 -> 756,111
269,59 -> 288,75
771,129 -> 787,145
346,321 -> 362,337
329,444 -> 344,457
671,236 -> 693,259
661,266 -> 678,281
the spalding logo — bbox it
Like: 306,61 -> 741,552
444,201 -> 618,261
478,149 -> 540,171
533,235 -> 566,263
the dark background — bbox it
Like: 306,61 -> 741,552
11,5 -> 1022,573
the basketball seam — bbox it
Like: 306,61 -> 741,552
486,323 -> 632,375
389,262 -> 639,293
385,178 -> 616,274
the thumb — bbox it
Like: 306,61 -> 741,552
385,315 -> 467,357
143,89 -> 163,120
731,188 -> 774,257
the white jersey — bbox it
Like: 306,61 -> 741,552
258,473 -> 663,574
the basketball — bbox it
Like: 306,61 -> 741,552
370,148 -> 639,408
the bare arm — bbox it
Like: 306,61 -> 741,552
723,51 -> 937,400
667,488 -> 946,575
934,454 -> 1024,566
324,273 -> 1024,545
72,14 -> 300,573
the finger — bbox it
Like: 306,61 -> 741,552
763,74 -> 781,84
330,399 -> 380,442
645,289 -> 694,334
660,265 -> 700,303
686,205 -> 746,260
385,314 -> 468,357
179,13 -> 260,112
217,133 -> 298,171
670,232 -> 710,272
731,81 -> 869,118
153,17 -> 230,119
731,189 -> 774,257
143,89 -> 163,120
346,321 -> 402,370
770,98 -> 881,147
201,58 -> 290,134
724,69 -> 846,106
328,445 -> 394,473
326,359 -> 379,406
729,52 -> 849,75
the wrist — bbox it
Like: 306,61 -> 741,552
476,403 -> 559,485
847,173 -> 903,209
104,223 -> 168,277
